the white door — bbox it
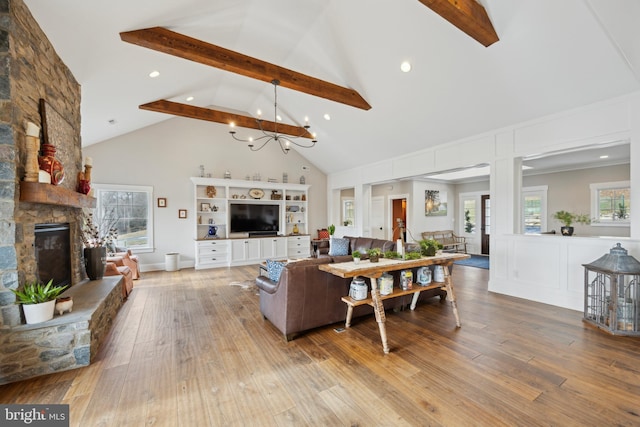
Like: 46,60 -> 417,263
371,196 -> 385,239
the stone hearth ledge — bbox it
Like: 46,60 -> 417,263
0,276 -> 124,385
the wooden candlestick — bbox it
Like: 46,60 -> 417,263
84,165 -> 92,182
24,135 -> 40,182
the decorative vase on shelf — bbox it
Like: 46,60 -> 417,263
38,143 -> 65,185
84,246 -> 106,280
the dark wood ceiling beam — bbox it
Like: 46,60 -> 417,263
121,27 -> 371,110
417,0 -> 499,47
140,99 -> 314,139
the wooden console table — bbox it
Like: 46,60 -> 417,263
319,253 -> 469,354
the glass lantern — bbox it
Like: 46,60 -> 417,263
582,243 -> 640,336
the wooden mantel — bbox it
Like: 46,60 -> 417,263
20,181 -> 96,209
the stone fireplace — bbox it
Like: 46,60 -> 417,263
0,0 -> 124,384
0,0 -> 84,328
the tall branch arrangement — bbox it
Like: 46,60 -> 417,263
81,208 -> 119,248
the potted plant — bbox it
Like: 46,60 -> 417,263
328,224 -> 336,236
11,279 -> 68,324
352,250 -> 361,264
81,209 -> 118,279
367,248 -> 382,263
419,239 -> 442,257
553,210 -> 591,236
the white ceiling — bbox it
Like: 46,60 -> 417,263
23,0 -> 640,175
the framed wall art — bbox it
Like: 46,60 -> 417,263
157,197 -> 167,208
425,190 -> 447,216
178,209 -> 187,219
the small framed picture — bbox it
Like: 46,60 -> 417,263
157,197 -> 167,208
178,209 -> 187,219
201,203 -> 211,212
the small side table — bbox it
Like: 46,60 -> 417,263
311,238 -> 329,257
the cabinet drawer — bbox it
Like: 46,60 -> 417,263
197,240 -> 229,250
198,253 -> 229,265
287,236 -> 310,248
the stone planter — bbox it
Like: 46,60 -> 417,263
84,246 -> 106,280
22,300 -> 55,324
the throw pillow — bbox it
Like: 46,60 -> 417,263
318,229 -> 330,239
328,237 -> 350,256
266,259 -> 286,282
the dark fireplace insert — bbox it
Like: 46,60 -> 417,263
34,223 -> 71,287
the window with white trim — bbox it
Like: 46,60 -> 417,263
462,199 -> 476,234
93,184 -> 154,252
522,186 -> 548,234
342,198 -> 354,226
590,181 -> 630,226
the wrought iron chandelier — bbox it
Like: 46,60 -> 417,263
229,79 -> 317,154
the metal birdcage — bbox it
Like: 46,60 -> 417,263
583,243 -> 640,336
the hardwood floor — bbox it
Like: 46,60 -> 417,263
1,264 -> 639,426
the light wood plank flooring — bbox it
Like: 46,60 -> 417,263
1,264 -> 639,426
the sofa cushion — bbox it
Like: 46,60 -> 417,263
328,237 -> 350,256
266,259 -> 286,282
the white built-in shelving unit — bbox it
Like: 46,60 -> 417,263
191,177 -> 311,269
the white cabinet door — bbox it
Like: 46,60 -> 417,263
231,239 -> 261,264
261,237 -> 287,259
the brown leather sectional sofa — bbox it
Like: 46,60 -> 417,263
255,236 -> 446,340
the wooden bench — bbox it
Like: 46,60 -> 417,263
421,230 -> 467,253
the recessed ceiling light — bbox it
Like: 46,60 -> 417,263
400,61 -> 412,72
600,155 -> 609,159
108,119 -> 116,125
149,70 -> 160,78
323,113 -> 331,121
186,96 -> 194,102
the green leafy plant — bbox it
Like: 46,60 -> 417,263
617,203 -> 628,220
553,210 -> 591,227
419,239 -> 442,256
366,248 -> 382,257
352,250 -> 362,259
404,251 -> 422,260
328,224 -> 336,236
383,250 -> 401,259
464,209 -> 474,233
11,279 -> 67,305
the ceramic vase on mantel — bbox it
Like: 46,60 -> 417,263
84,246 -> 106,280
38,143 -> 65,185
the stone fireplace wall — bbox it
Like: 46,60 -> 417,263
0,0 -> 83,327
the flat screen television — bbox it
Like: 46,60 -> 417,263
230,203 -> 280,235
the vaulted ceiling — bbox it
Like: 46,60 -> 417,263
24,0 -> 640,174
